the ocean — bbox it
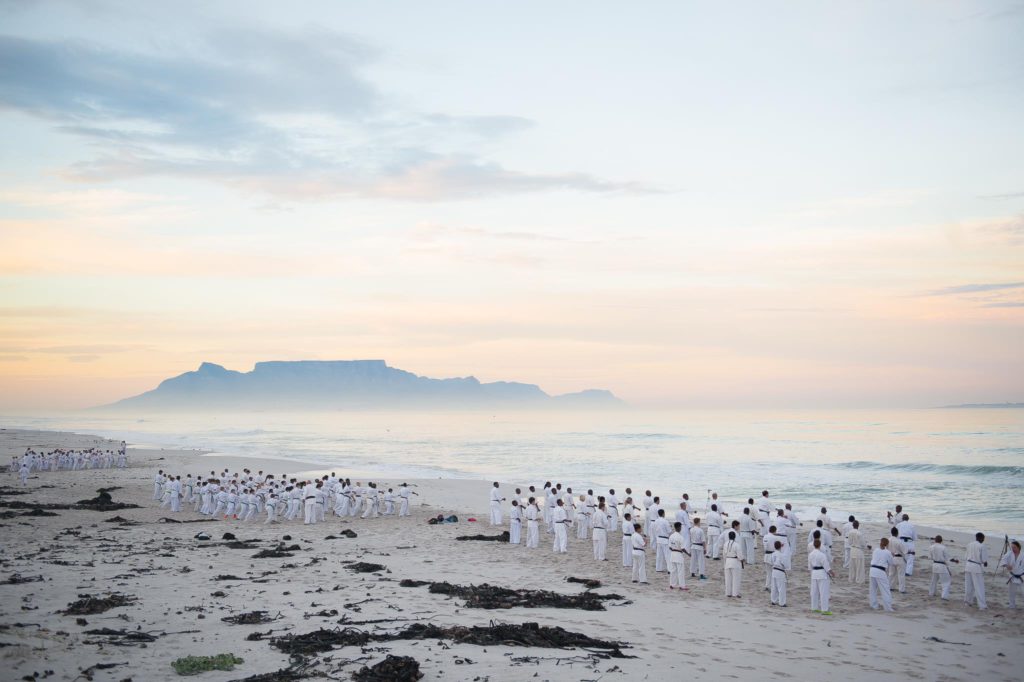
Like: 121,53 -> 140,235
5,408 -> 1022,537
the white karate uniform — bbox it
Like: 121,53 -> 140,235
264,496 -> 278,524
808,548 -> 831,612
757,498 -> 772,536
489,487 -> 503,526
964,540 -> 988,609
552,506 -> 568,553
690,527 -> 707,577
771,550 -> 790,606
622,520 -> 634,567
928,542 -> 952,599
706,511 -> 723,559
168,479 -> 181,512
509,506 -> 522,545
896,520 -> 917,575
869,548 -> 895,611
668,531 -> 688,588
525,505 -> 540,548
723,538 -> 742,597
1000,550 -> 1024,608
653,517 -> 672,572
889,537 -> 908,593
399,488 -> 411,517
631,532 -> 648,583
303,490 -> 317,525
592,510 -> 608,560
740,514 -> 758,563
847,528 -> 866,583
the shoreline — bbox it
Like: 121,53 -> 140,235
0,428 -> 1021,681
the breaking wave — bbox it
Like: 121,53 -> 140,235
830,461 -> 1023,477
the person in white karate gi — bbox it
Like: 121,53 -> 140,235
888,527 -> 908,593
740,507 -> 758,564
770,540 -> 790,607
509,500 -> 522,545
723,530 -> 743,598
525,497 -> 540,549
847,520 -> 866,584
927,534 -> 953,600
264,493 -> 279,524
552,499 -> 569,553
592,501 -> 609,560
964,532 -> 988,610
808,538 -> 833,614
690,518 -> 707,580
621,513 -> 635,567
896,514 -> 917,575
153,470 -> 165,500
869,537 -> 895,611
653,509 -> 672,572
399,483 -> 417,517
668,522 -> 689,590
706,504 -> 723,559
765,525 -> 785,590
840,515 -> 855,569
757,491 -> 772,537
303,483 -> 317,525
631,523 -> 649,584
168,476 -> 182,512
489,482 -> 504,526
607,489 -> 619,529
1000,540 -> 1023,609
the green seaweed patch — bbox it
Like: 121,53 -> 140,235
171,654 -> 244,676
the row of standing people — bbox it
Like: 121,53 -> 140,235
153,470 -> 417,523
488,482 -> 1024,613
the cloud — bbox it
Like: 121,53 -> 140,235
34,344 -> 145,354
924,282 -> 1024,296
983,301 -> 1024,308
0,30 -> 648,201
977,191 -> 1024,200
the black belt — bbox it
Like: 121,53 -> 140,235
812,566 -> 825,571
671,548 -> 690,554
906,551 -> 915,555
765,550 -> 774,555
658,535 -> 670,539
692,542 -> 704,546
623,532 -> 633,536
894,554 -> 903,558
773,567 -> 787,573
899,537 -> 912,542
511,518 -> 521,523
933,560 -> 945,564
871,564 -> 887,571
968,559 -> 982,565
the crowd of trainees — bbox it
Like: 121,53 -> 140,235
151,469 -> 417,524
487,482 -> 1024,614
11,445 -> 129,484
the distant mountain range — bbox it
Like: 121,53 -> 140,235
100,360 -> 625,410
938,402 -> 1024,409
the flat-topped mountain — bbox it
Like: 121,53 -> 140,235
100,360 -> 624,410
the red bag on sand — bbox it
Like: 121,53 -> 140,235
467,517 -> 476,522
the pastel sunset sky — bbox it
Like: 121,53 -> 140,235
1,0 -> 1022,411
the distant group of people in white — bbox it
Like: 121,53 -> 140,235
489,482 -> 1024,614
11,444 -> 129,484
151,469 -> 418,524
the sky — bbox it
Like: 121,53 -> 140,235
1,0 -> 1023,411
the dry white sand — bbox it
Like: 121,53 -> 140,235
0,428 -> 1020,681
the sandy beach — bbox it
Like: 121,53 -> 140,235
1,428 -> 1021,682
